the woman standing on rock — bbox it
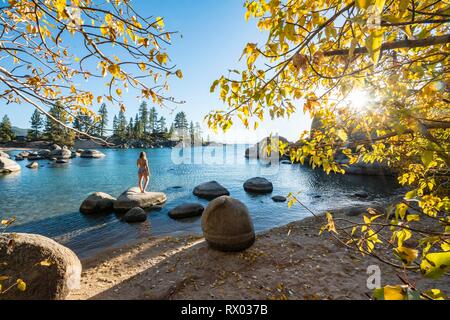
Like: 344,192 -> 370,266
137,152 -> 150,193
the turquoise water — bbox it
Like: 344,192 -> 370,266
0,146 -> 400,258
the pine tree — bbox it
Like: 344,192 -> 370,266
97,103 -> 108,137
138,102 -> 149,135
29,110 -> 44,140
116,109 -> 127,141
0,115 -> 15,143
134,113 -> 142,139
148,107 -> 158,134
127,117 -> 134,139
43,102 -> 75,146
157,116 -> 167,135
173,112 -> 189,130
112,115 -> 118,136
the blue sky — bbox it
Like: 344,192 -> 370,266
0,0 -> 311,143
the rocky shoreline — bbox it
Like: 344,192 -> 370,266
67,205 -> 448,300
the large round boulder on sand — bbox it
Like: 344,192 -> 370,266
80,150 -> 105,159
169,203 -> 204,220
243,177 -> 273,194
123,207 -> 147,223
0,158 -> 21,174
0,151 -> 10,159
114,187 -> 167,213
0,233 -> 81,300
193,181 -> 230,200
80,192 -> 116,214
201,196 -> 255,252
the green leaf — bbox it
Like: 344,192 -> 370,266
421,150 -> 433,167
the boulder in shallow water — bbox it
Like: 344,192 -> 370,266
272,195 -> 287,203
0,158 -> 21,174
80,192 -> 116,214
80,149 -> 105,159
169,203 -> 204,220
114,187 -> 167,213
0,233 -> 81,300
0,151 -> 10,159
38,149 -> 52,158
50,144 -> 61,151
193,181 -> 230,200
51,148 -> 71,159
17,151 -> 30,158
243,177 -> 273,194
26,161 -> 39,169
123,207 -> 147,223
201,196 -> 255,252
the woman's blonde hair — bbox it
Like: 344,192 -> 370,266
140,152 -> 147,160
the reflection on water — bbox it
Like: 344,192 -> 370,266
0,146 -> 401,258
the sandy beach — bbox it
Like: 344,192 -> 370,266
68,209 -> 448,300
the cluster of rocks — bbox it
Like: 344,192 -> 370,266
0,146 -> 106,175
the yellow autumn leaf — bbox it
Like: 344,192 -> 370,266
175,69 -> 183,79
108,64 -> 121,78
365,29 -> 384,64
383,286 -> 406,300
16,279 -> 26,291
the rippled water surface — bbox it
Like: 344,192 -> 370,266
0,146 -> 400,258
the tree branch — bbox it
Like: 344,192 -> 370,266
323,34 -> 450,57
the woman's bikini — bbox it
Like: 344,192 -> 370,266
138,160 -> 147,175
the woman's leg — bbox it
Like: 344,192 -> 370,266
143,175 -> 149,193
138,173 -> 144,193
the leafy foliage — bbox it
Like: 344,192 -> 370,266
0,0 -> 183,144
209,0 -> 450,299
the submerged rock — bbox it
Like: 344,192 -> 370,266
243,177 -> 273,194
169,203 -> 204,220
123,207 -> 147,223
114,187 -> 167,213
272,195 -> 287,203
0,233 -> 81,300
353,191 -> 369,199
201,196 -> 255,252
26,161 -> 39,169
80,149 -> 105,159
0,158 -> 21,174
193,181 -> 230,200
14,155 -> 24,161
80,192 -> 116,214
